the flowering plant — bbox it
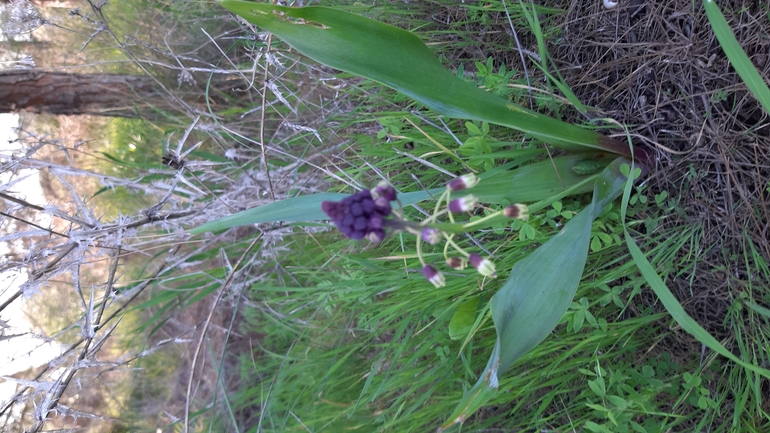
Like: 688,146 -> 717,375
199,2 -> 649,426
320,177 -> 528,288
196,1 -> 770,428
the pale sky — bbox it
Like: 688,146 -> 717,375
0,113 -> 65,407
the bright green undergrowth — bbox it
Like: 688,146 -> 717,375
63,0 -> 770,431
235,211 -> 770,432
207,3 -> 767,432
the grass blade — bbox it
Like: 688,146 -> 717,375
703,0 -> 770,114
619,156 -> 770,380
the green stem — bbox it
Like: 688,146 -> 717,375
428,222 -> 470,234
444,235 -> 470,258
416,236 -> 426,266
461,210 -> 507,231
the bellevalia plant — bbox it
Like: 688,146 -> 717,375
193,1 -> 770,429
319,176 -> 528,287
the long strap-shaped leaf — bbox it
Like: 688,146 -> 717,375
619,161 -> 770,380
190,154 -> 606,233
441,157 -> 632,430
219,1 -> 641,158
703,0 -> 770,114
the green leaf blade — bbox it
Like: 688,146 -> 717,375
189,189 -> 438,233
443,158 -> 631,429
703,0 -> 770,114
218,1 -> 638,157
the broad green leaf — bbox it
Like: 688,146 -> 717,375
442,158 -> 631,430
218,1 -> 637,158
190,192 -> 345,233
618,158 -> 770,380
703,0 -> 770,114
469,153 -> 614,205
189,190 -> 436,233
448,297 -> 480,341
191,155 -> 610,233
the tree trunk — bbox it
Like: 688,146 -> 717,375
0,0 -> 78,6
0,70 -> 171,118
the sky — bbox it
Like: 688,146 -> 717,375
0,113 -> 65,409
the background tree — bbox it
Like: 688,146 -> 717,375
0,69 -> 177,118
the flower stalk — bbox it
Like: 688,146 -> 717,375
321,175 -> 530,287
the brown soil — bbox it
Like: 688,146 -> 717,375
551,0 -> 769,349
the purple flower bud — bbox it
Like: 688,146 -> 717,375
369,214 -> 383,229
421,228 -> 442,245
321,188 -> 393,241
448,195 -> 477,213
422,265 -> 446,288
504,204 -> 529,220
374,196 -> 392,214
371,181 -> 397,202
321,201 -> 344,221
468,253 -> 496,277
366,229 -> 386,243
447,173 -> 479,191
446,257 -> 466,270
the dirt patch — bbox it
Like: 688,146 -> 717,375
547,0 -> 770,344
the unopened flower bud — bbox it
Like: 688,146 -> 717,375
421,228 -> 442,245
448,195 -> 477,213
503,204 -> 529,220
366,229 -> 386,243
422,265 -> 446,288
371,181 -> 397,202
468,253 -> 496,277
447,173 -> 479,191
374,196 -> 392,214
321,188 -> 393,242
446,257 -> 466,270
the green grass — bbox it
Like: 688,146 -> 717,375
207,1 -> 770,431
702,0 -> 770,114
233,221 -> 733,432
7,0 -> 768,431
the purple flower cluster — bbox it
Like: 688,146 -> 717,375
320,176 -> 526,288
321,189 -> 392,242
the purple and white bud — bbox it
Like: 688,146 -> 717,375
421,228 -> 442,245
374,196 -> 391,211
371,181 -> 397,202
366,229 -> 386,243
503,204 -> 529,220
422,265 -> 446,288
447,173 -> 479,191
446,257 -> 466,270
468,253 -> 496,277
321,188 -> 393,242
448,195 -> 478,213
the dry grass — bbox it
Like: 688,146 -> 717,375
545,0 -> 770,342
2,0 -> 769,431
